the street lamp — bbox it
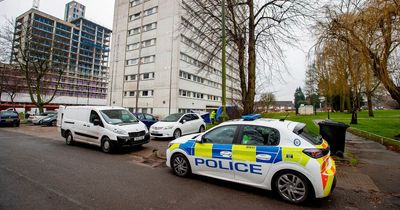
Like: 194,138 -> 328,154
221,0 -> 227,121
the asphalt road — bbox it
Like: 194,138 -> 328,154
0,128 -> 395,210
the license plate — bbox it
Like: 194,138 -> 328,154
152,131 -> 160,134
134,136 -> 145,141
5,119 -> 13,122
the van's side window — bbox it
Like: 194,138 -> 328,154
90,111 -> 103,126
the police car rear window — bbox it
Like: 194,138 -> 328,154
294,124 -> 322,145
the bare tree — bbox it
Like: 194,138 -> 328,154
182,0 -> 316,114
260,92 -> 276,113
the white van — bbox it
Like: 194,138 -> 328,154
58,106 -> 149,153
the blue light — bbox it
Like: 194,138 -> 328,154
241,114 -> 261,121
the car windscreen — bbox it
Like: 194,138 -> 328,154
0,111 -> 18,118
100,109 -> 139,125
161,113 -> 184,122
294,124 -> 323,145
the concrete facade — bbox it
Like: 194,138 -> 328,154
10,6 -> 111,106
109,0 -> 241,117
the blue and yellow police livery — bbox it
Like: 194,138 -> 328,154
166,115 -> 336,204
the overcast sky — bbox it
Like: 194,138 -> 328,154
0,0 -> 312,102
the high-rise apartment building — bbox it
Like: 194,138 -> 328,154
109,0 -> 241,117
64,1 -> 86,22
8,3 -> 111,107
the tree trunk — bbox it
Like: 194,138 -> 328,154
351,109 -> 357,124
244,0 -> 256,115
340,94 -> 345,112
367,92 -> 374,117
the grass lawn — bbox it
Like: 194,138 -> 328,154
262,110 -> 400,140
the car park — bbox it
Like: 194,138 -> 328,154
150,113 -> 206,139
40,114 -> 57,126
133,113 -> 158,128
166,114 -> 336,204
29,111 -> 57,124
0,110 -> 20,127
58,106 -> 149,153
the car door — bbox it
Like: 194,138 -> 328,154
143,113 -> 157,128
191,125 -> 240,180
232,125 -> 281,185
179,114 -> 192,135
186,114 -> 200,133
84,110 -> 104,144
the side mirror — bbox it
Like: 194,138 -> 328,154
181,119 -> 187,124
93,119 -> 100,126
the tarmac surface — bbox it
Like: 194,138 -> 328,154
0,124 -> 399,209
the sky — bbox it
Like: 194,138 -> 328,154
0,0 -> 312,102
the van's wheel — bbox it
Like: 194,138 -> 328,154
101,137 -> 114,153
171,153 -> 191,177
199,125 -> 205,133
65,132 -> 74,145
274,171 -> 311,204
173,129 -> 181,139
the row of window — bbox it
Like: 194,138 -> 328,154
180,52 -> 240,87
127,38 -> 156,51
124,90 -> 154,97
128,22 -> 157,36
127,107 -> 153,114
125,72 -> 155,81
126,55 -> 155,66
129,0 -> 150,7
179,70 -> 219,88
179,89 -> 220,101
129,6 -> 158,21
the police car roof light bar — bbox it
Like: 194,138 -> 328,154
241,114 -> 261,121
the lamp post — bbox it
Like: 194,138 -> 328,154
221,0 -> 227,121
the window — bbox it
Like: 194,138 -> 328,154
144,7 -> 158,16
142,38 -> 156,47
143,73 -> 149,79
189,114 -> 199,120
126,58 -> 138,66
240,125 -> 280,146
89,110 -> 103,126
127,42 -> 139,51
141,55 -> 155,64
129,12 -> 141,21
144,114 -> 154,120
142,22 -> 157,32
128,27 -> 140,35
181,114 -> 192,122
142,108 -> 147,113
142,90 -> 148,96
202,125 -> 238,144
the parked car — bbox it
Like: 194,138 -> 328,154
29,111 -> 57,124
58,106 -> 149,153
132,113 -> 158,128
40,114 -> 58,126
0,110 -> 20,127
166,114 -> 336,204
150,113 -> 206,139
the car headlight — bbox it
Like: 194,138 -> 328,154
113,129 -> 128,135
144,126 -> 149,133
163,125 -> 174,130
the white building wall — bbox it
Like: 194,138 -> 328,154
109,0 -> 241,118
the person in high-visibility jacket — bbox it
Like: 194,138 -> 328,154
210,110 -> 216,124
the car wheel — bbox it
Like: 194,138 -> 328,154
65,132 -> 74,145
16,122 -> 20,127
101,137 -> 114,153
173,129 -> 181,139
51,120 -> 56,126
199,125 -> 205,133
171,153 -> 191,177
274,171 -> 310,204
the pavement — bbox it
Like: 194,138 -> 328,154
0,124 -> 399,209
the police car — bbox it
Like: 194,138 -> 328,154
166,114 -> 336,204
